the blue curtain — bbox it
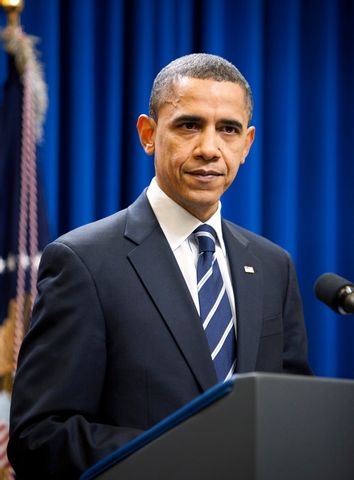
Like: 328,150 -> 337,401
1,0 -> 353,379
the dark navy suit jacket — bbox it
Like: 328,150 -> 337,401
8,191 -> 311,479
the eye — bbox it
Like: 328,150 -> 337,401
220,125 -> 239,134
181,122 -> 199,131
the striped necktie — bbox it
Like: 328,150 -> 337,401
194,224 -> 236,382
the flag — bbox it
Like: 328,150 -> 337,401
0,25 -> 49,479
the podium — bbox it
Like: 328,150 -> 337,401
81,373 -> 354,480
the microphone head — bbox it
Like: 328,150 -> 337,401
314,272 -> 354,314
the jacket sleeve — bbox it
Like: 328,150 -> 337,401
8,241 -> 143,479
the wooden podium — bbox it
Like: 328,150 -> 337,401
81,373 -> 354,480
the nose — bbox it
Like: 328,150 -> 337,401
195,128 -> 221,161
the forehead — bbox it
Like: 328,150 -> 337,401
158,77 -> 249,123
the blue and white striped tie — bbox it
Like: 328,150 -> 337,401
194,224 -> 236,382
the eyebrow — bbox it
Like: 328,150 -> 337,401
171,115 -> 204,125
171,115 -> 243,131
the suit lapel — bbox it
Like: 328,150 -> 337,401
125,192 -> 217,391
222,221 -> 263,372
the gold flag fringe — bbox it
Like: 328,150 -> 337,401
0,25 -> 48,373
0,25 -> 48,143
0,15 -> 48,480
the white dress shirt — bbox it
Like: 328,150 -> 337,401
146,177 -> 237,334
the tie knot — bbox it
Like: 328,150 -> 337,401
194,225 -> 216,253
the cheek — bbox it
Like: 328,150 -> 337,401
154,150 -> 182,185
225,151 -> 242,174
155,139 -> 187,172
224,142 -> 248,174
155,134 -> 175,160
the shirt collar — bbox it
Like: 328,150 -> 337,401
146,177 -> 227,255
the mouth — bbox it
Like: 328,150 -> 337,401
186,169 -> 224,182
187,169 -> 224,178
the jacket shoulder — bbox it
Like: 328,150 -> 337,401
223,219 -> 290,260
50,209 -> 128,254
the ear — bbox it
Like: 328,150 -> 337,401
240,126 -> 255,164
136,114 -> 156,155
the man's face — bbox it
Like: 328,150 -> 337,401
137,77 -> 255,221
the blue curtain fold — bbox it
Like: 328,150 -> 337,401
1,0 -> 353,378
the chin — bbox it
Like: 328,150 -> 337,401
181,197 -> 220,219
192,191 -> 221,205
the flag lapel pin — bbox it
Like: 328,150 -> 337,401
244,266 -> 255,274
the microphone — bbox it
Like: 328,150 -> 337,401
314,272 -> 354,314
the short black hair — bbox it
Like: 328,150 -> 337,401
149,53 -> 253,123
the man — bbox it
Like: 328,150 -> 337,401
8,53 -> 312,479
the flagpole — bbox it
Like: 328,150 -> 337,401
0,0 -> 24,27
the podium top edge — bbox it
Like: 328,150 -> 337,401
232,371 -> 354,385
